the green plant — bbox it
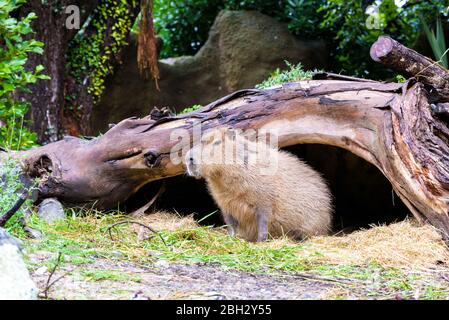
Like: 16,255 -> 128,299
67,0 -> 138,102
0,0 -> 47,150
395,74 -> 407,83
179,104 -> 202,114
285,0 -> 327,39
316,0 -> 449,78
421,16 -> 448,69
0,157 -> 33,235
152,0 -> 449,79
255,62 -> 318,89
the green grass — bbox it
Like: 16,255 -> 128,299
23,211 -> 315,274
21,209 -> 347,276
15,209 -> 449,300
255,61 -> 320,89
423,284 -> 448,300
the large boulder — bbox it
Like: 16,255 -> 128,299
92,10 -> 328,133
0,228 -> 38,300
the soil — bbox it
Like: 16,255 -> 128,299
29,252 -> 351,300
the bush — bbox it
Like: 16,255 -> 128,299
154,0 -> 449,79
314,0 -> 449,78
0,0 -> 48,150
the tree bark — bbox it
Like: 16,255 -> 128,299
5,37 -> 449,241
370,35 -> 449,102
17,1 -> 139,144
16,0 -> 79,143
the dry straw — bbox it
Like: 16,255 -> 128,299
140,213 -> 449,270
304,218 -> 449,270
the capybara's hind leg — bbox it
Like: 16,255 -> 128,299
256,208 -> 269,242
222,211 -> 238,237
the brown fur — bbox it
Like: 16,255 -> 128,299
184,129 -> 333,242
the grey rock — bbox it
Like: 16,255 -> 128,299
154,260 -> 170,269
0,228 -> 38,300
37,198 -> 65,224
0,227 -> 21,248
24,225 -> 44,240
34,266 -> 49,276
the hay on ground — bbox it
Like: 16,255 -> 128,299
135,212 -> 449,270
304,218 -> 449,269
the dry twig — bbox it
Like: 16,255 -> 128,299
106,220 -> 168,247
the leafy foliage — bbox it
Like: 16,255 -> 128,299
67,0 -> 138,102
315,0 -> 449,77
255,62 -> 318,89
0,0 -> 47,149
153,0 -> 449,78
421,16 -> 448,69
179,104 -> 203,114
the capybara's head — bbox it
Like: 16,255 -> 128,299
184,128 -> 230,179
184,128 -> 274,179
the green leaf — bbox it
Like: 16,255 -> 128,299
35,65 -> 45,73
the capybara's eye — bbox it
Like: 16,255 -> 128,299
213,140 -> 222,146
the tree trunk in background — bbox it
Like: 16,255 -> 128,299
16,1 -> 76,143
16,0 -> 138,144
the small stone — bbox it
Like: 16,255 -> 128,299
154,260 -> 170,269
132,290 -> 151,300
148,250 -> 163,257
111,251 -> 124,258
37,198 -> 65,224
34,266 -> 48,276
24,226 -> 43,240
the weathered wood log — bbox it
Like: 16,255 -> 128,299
13,82 -> 398,207
370,36 -> 449,101
6,78 -> 449,240
2,37 -> 449,241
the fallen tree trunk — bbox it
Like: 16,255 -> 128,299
4,37 -> 449,240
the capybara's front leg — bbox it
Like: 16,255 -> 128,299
222,212 -> 238,237
256,208 -> 269,242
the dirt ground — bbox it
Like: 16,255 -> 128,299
29,251 -> 449,300
28,253 -> 355,300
